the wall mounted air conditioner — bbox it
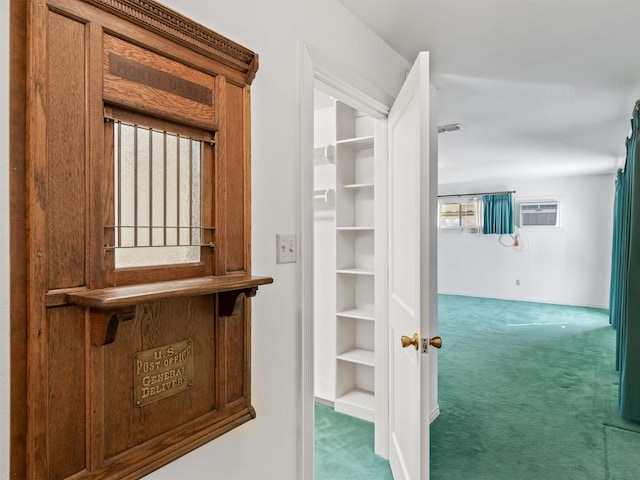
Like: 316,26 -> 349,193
520,202 -> 559,227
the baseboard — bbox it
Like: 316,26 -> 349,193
314,397 -> 334,408
437,291 -> 609,311
430,404 -> 440,423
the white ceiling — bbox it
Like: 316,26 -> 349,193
338,0 -> 640,185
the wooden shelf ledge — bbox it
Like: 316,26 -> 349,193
66,275 -> 273,310
66,275 -> 273,346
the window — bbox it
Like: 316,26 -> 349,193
113,120 -> 204,268
438,197 -> 482,231
104,108 -> 215,275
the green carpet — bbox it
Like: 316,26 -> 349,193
315,295 -> 640,479
432,294 -> 640,479
603,425 -> 640,479
315,402 -> 393,479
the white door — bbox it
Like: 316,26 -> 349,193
388,52 -> 437,480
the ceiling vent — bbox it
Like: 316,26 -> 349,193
437,123 -> 463,134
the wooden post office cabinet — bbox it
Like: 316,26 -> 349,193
10,0 -> 272,478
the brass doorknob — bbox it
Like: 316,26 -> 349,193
401,333 -> 420,350
401,333 -> 442,351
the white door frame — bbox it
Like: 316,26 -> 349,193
298,42 -> 395,480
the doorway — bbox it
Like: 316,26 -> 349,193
302,47 -> 439,480
312,86 -> 379,414
311,82 -> 389,475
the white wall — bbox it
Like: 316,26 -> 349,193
1,0 -> 10,477
438,173 -> 616,308
0,2 -> 409,480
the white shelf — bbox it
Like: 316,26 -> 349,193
337,348 -> 374,366
336,388 -> 375,408
336,268 -> 374,276
335,389 -> 375,422
336,226 -> 374,231
336,308 -> 374,321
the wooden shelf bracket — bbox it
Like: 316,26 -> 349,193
90,307 -> 135,346
219,287 -> 258,317
66,275 -> 273,346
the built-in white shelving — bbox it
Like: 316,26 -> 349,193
333,100 -> 377,422
313,92 -> 378,423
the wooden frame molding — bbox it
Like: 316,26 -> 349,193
85,0 -> 259,83
10,0 -> 271,478
9,0 -> 28,478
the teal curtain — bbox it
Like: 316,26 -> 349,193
482,193 -> 514,234
610,104 -> 640,422
610,169 -> 628,372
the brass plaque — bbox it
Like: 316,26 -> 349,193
134,340 -> 193,407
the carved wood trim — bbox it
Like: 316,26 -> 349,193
81,0 -> 259,83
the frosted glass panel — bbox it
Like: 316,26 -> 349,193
113,121 -> 202,268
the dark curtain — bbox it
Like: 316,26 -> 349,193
610,103 -> 640,422
482,193 -> 514,234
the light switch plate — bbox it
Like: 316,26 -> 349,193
276,233 -> 296,264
